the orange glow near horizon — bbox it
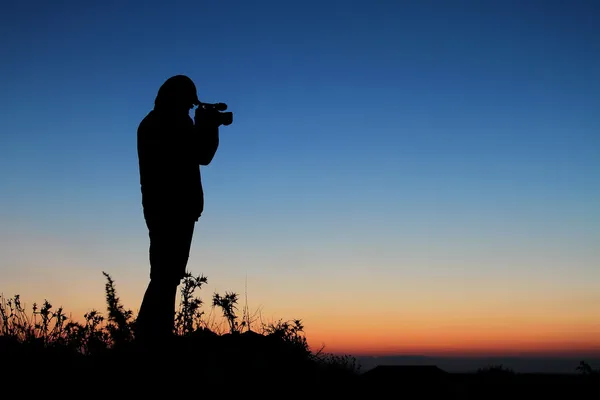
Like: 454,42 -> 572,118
305,329 -> 600,358
303,319 -> 600,357
4,245 -> 600,361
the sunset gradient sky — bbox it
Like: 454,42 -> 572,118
1,0 -> 599,357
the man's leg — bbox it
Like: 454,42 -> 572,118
136,218 -> 195,345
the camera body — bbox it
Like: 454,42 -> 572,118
195,102 -> 233,127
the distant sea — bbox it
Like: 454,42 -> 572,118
355,355 -> 600,374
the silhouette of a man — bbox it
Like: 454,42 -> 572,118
135,75 -> 220,345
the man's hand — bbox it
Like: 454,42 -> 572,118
194,106 -> 220,128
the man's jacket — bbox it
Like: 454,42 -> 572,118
137,108 -> 219,222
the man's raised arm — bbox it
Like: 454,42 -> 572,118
192,123 -> 219,166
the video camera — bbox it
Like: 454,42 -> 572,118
194,101 -> 233,127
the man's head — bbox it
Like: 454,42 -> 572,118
154,75 -> 200,112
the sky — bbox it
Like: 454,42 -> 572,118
1,0 -> 599,358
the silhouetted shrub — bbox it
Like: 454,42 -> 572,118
0,271 -> 360,386
576,360 -> 599,375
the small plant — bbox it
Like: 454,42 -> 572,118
212,291 -> 240,334
263,319 -> 309,351
62,309 -> 109,355
315,353 -> 362,375
477,364 -> 515,375
576,361 -> 599,375
174,272 -> 208,335
102,271 -> 134,345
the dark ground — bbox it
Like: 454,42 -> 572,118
1,339 -> 598,399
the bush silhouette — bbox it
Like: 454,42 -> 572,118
0,271 -> 360,389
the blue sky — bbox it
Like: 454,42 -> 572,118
1,0 -> 599,355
